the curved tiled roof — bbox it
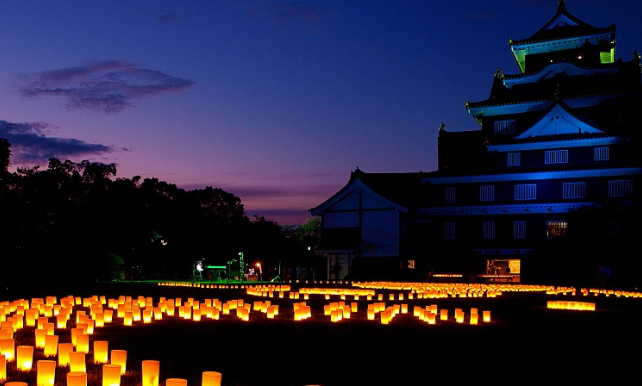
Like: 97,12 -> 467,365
509,0 -> 614,46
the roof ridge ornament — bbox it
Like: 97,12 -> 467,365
557,0 -> 566,12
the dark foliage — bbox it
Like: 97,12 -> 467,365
0,139 -> 314,288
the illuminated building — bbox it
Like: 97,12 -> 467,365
311,1 -> 642,285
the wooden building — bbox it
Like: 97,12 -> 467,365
311,1 -> 642,287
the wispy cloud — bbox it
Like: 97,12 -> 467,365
240,0 -> 320,30
0,120 -> 116,165
16,60 -> 195,114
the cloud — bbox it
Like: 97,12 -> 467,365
16,60 -> 195,114
241,0 -> 320,30
0,120 -> 115,165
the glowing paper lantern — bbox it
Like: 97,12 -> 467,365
482,311 -> 491,323
69,351 -> 86,373
0,339 -> 15,362
67,371 -> 87,386
166,378 -> 187,386
141,360 -> 160,386
44,335 -> 59,357
37,360 -> 57,386
94,341 -> 109,364
76,334 -> 90,354
35,328 -> 48,349
5,382 -> 28,386
102,364 -> 121,386
0,354 -> 6,380
110,350 -> 127,375
58,343 -> 74,366
202,371 -> 222,386
57,314 -> 68,329
16,345 -> 34,371
104,309 -> 113,323
25,309 -> 39,327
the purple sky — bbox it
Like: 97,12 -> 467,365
1,0 -> 640,224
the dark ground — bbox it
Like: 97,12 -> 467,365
3,281 -> 642,386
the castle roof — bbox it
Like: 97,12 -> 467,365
509,0 -> 614,46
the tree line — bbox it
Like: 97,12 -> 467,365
0,138 -> 320,287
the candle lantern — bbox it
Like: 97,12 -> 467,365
0,339 -> 14,362
35,328 -> 48,349
76,334 -> 89,354
67,371 -> 87,386
102,364 -> 121,386
69,351 -> 86,372
58,342 -> 74,366
110,350 -> 127,374
166,378 -> 187,386
37,360 -> 57,386
94,341 -> 109,364
202,371 -> 222,386
141,360 -> 160,386
0,354 -> 6,380
5,382 -> 28,386
44,335 -> 59,357
16,345 -> 34,371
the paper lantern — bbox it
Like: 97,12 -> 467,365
67,371 -> 87,386
104,309 -> 114,323
94,341 -> 109,364
95,313 -> 105,328
141,360 -> 160,386
0,354 -> 6,380
482,311 -> 491,323
102,364 -> 121,386
25,309 -> 38,327
166,378 -> 187,386
44,335 -> 59,357
58,343 -> 74,366
0,339 -> 14,361
57,314 -> 68,329
37,360 -> 57,386
202,371 -> 222,386
16,345 -> 34,370
110,350 -> 127,375
76,334 -> 90,354
5,382 -> 28,386
124,312 -> 133,326
69,351 -> 86,372
35,328 -> 48,349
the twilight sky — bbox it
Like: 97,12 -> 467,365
1,0 -> 640,224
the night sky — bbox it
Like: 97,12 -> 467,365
1,0 -> 640,224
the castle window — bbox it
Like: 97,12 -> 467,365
545,150 -> 568,164
479,186 -> 495,202
483,221 -> 495,239
594,147 -> 609,161
445,187 -> 456,203
562,182 -> 586,199
507,152 -> 521,167
494,120 -> 516,136
546,220 -> 567,238
608,180 -> 633,198
514,184 -> 536,200
513,221 -> 526,239
444,222 -> 456,240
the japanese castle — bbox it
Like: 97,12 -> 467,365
311,0 -> 642,287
